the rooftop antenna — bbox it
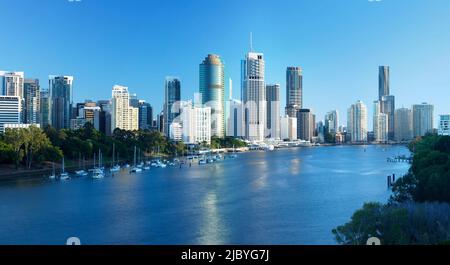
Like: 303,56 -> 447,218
250,32 -> 253,52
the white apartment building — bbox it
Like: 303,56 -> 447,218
347,100 -> 368,143
111,85 -> 139,131
180,101 -> 211,144
373,101 -> 389,143
280,115 -> 297,141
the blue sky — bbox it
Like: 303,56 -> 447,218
1,0 -> 449,127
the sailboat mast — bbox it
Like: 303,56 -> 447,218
134,146 -> 137,166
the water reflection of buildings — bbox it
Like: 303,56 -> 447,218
199,192 -> 226,244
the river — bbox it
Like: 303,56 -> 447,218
0,145 -> 410,245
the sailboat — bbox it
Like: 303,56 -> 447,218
110,143 -> 120,172
92,149 -> 105,179
131,146 -> 142,173
59,157 -> 70,180
75,153 -> 88,176
49,162 -> 56,180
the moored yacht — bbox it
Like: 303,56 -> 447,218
92,168 -> 105,179
59,157 -> 70,180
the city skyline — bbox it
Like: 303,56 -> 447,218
0,0 -> 449,127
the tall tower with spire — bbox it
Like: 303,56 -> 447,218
241,33 -> 266,141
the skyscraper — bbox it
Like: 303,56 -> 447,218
164,77 -> 181,137
285,67 -> 303,118
97,100 -> 112,136
241,52 -> 265,141
347,100 -> 368,143
395,108 -> 413,142
324,110 -> 339,134
373,101 -> 389,143
439,114 -> 450,136
381,95 -> 395,140
23,79 -> 40,125
49,75 -> 73,130
378,66 -> 390,100
0,96 -> 21,132
199,54 -> 225,138
138,100 -> 153,130
39,90 -> 50,128
0,71 -> 24,97
412,103 -> 434,137
226,78 -> 244,138
266,84 -> 280,139
297,108 -> 313,142
111,85 -> 139,131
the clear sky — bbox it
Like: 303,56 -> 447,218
1,0 -> 449,128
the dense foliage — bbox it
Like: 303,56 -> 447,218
334,135 -> 450,245
391,135 -> 450,203
210,136 -> 247,149
333,202 -> 450,245
0,125 -> 62,168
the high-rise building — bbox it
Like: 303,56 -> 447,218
394,108 -> 413,142
285,67 -> 303,118
81,103 -> 101,125
241,52 -> 265,141
157,111 -> 164,133
23,79 -> 40,125
164,77 -> 181,137
97,100 -> 112,135
0,71 -> 24,97
170,122 -> 183,142
439,115 -> 450,136
378,66 -> 390,100
138,100 -> 153,130
297,108 -> 313,142
380,95 -> 395,140
226,78 -> 243,138
199,54 -> 225,137
180,101 -> 212,144
412,103 -> 434,137
111,85 -> 139,131
324,110 -> 339,134
129,93 -> 139,108
373,101 -> 389,143
227,99 -> 243,138
280,115 -> 297,141
39,90 -> 50,128
49,75 -> 73,130
266,84 -> 280,139
0,96 -> 21,133
347,100 -> 368,143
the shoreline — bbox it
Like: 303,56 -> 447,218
0,143 -> 410,182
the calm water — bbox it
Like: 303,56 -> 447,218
0,145 -> 410,245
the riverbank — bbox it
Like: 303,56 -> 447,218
0,142 -> 410,181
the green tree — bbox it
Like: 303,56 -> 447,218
3,128 -> 26,169
0,141 -> 14,163
24,125 -> 53,168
